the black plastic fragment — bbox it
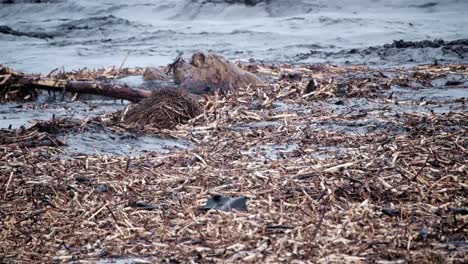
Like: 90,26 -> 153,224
281,72 -> 302,81
381,208 -> 401,217
95,184 -> 109,193
201,195 -> 247,212
75,176 -> 93,183
130,201 -> 159,211
419,228 -> 429,240
445,80 -> 463,86
447,207 -> 468,215
334,100 -> 345,105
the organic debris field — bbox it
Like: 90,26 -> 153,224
0,63 -> 467,263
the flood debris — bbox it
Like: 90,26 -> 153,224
201,195 -> 248,212
0,65 -> 39,102
121,89 -> 202,129
0,124 -> 64,148
0,64 -> 151,102
1,52 -> 267,102
142,67 -> 169,81
0,62 -> 466,263
30,117 -> 85,134
171,51 -> 265,94
381,208 -> 401,217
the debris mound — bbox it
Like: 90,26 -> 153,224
0,127 -> 64,148
171,51 -> 265,94
122,89 -> 202,129
143,67 -> 168,81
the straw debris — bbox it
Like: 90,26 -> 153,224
121,89 -> 202,129
0,62 -> 466,263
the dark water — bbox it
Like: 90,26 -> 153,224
0,0 -> 467,72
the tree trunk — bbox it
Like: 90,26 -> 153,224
6,75 -> 152,102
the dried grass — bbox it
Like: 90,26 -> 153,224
0,63 -> 466,263
121,89 -> 202,129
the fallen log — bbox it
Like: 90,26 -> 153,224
1,70 -> 152,102
17,77 -> 152,102
1,52 -> 266,102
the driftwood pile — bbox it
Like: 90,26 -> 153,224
0,62 -> 466,263
122,89 -> 202,129
0,52 -> 264,103
1,52 -> 264,129
172,52 -> 265,94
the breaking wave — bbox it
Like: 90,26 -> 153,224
0,0 -> 467,72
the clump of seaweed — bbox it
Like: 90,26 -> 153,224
121,89 -> 202,129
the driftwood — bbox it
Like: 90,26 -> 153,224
1,52 -> 265,101
26,78 -> 151,102
1,68 -> 152,102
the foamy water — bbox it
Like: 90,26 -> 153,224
0,0 -> 467,72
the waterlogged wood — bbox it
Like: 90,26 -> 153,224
2,51 -> 268,101
65,81 -> 152,102
1,63 -> 467,263
12,75 -> 152,102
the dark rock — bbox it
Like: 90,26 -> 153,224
419,228 -> 429,240
95,184 -> 109,193
334,100 -> 345,105
445,80 -> 464,86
